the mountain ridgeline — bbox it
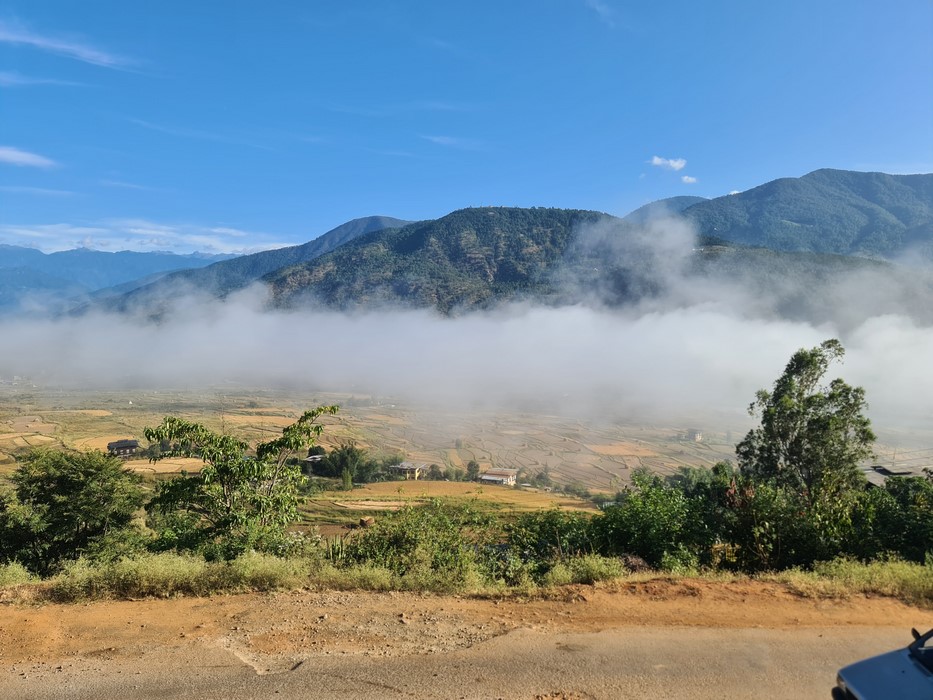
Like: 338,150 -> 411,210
0,246 -> 234,314
265,208 -> 606,313
255,169 -> 933,320
681,169 -> 933,258
11,168 -> 933,323
104,216 -> 410,313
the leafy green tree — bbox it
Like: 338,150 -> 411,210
871,476 -> 933,563
443,466 -> 465,481
0,449 -> 144,575
145,405 -> 337,558
736,339 -> 874,505
466,460 -> 481,481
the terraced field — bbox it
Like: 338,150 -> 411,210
0,384 -> 739,489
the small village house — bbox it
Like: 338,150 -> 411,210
479,468 -> 518,486
107,439 -> 139,458
388,462 -> 429,480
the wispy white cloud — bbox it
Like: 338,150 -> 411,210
729,190 -> 741,195
369,148 -> 419,159
0,20 -> 134,69
129,118 -> 271,150
0,219 -> 291,254
0,70 -> 82,87
99,179 -> 158,191
584,0 -> 616,26
327,100 -> 476,119
420,134 -> 484,151
103,219 -> 289,254
0,224 -> 110,249
650,155 -> 687,171
0,185 -> 75,196
0,146 -> 58,168
425,37 -> 457,52
681,175 -> 697,184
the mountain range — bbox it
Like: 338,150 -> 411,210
5,169 -> 932,322
0,247 -> 234,314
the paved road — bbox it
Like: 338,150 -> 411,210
3,626 -> 911,699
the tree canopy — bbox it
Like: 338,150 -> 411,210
145,405 -> 338,558
0,449 -> 144,575
736,339 -> 875,504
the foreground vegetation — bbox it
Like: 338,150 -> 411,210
0,340 -> 931,608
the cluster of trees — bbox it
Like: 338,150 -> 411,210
304,444 -> 473,486
1,339 -> 930,582
0,406 -> 338,571
589,339 -> 929,571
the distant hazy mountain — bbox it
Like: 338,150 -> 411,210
0,246 -> 235,314
106,215 -> 410,311
0,267 -> 88,313
0,245 -> 233,290
681,169 -> 933,259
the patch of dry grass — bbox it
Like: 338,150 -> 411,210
769,558 -> 933,608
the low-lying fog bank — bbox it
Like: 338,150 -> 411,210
2,286 -> 932,438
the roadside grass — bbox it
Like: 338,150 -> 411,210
3,553 -> 930,609
45,552 -> 317,601
767,558 -> 933,608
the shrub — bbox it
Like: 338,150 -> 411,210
592,470 -> 698,568
0,561 -> 35,587
336,500 -> 498,592
543,554 -> 626,586
0,449 -> 145,576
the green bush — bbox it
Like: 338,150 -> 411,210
543,554 -> 626,586
0,561 -> 35,586
0,449 -> 145,576
593,470 -> 699,568
336,500 -> 498,592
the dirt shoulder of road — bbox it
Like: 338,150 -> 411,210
0,578 -> 926,666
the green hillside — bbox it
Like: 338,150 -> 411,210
682,169 -> 933,258
109,216 -> 409,311
266,208 -> 606,313
622,195 -> 709,225
262,205 -> 933,322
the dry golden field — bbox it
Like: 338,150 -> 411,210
0,383 -> 740,491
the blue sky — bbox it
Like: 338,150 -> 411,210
1,1 -> 931,254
